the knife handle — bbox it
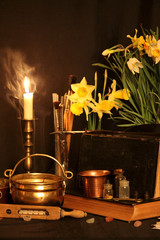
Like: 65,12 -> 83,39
61,209 -> 87,218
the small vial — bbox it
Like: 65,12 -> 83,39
114,169 -> 126,198
103,180 -> 113,200
119,179 -> 130,199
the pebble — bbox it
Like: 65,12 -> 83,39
105,217 -> 114,222
86,218 -> 95,224
134,220 -> 142,227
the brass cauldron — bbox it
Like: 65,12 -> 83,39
4,153 -> 73,206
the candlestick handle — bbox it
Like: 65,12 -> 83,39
24,119 -> 34,172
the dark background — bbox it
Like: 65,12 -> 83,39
0,0 -> 159,176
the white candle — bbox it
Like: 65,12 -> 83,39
24,76 -> 33,120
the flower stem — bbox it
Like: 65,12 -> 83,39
102,69 -> 107,99
97,119 -> 102,130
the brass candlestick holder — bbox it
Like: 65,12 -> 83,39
23,119 -> 34,172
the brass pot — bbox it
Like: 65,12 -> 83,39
4,153 -> 73,206
78,170 -> 110,198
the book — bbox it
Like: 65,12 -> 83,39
63,194 -> 160,222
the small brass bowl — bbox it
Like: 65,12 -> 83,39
78,170 -> 110,198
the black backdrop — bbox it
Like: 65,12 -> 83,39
0,0 -> 159,176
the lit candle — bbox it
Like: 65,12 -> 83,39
23,76 -> 33,120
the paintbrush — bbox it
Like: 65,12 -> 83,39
64,75 -> 77,154
52,93 -> 61,175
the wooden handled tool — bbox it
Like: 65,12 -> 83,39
0,203 -> 87,221
61,209 -> 87,218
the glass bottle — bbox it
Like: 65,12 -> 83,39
103,180 -> 113,200
119,179 -> 130,199
114,169 -> 126,198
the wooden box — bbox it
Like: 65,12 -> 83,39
78,131 -> 160,199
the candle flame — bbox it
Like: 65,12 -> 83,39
24,76 -> 30,93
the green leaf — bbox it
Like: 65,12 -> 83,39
92,63 -> 108,69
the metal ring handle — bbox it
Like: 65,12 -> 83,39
4,169 -> 13,178
0,191 -> 2,200
4,153 -> 73,180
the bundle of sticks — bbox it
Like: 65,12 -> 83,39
52,75 -> 76,175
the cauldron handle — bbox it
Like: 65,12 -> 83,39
4,153 -> 73,180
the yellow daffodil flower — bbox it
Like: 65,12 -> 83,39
102,45 -> 124,58
70,77 -> 95,103
143,35 -> 160,63
127,57 -> 143,74
102,49 -> 115,57
70,102 -> 84,116
150,40 -> 160,64
70,101 -> 90,121
144,35 -> 158,57
91,93 -> 113,119
68,74 -> 130,127
112,88 -> 130,100
127,29 -> 145,51
145,35 -> 157,47
108,80 -> 130,110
